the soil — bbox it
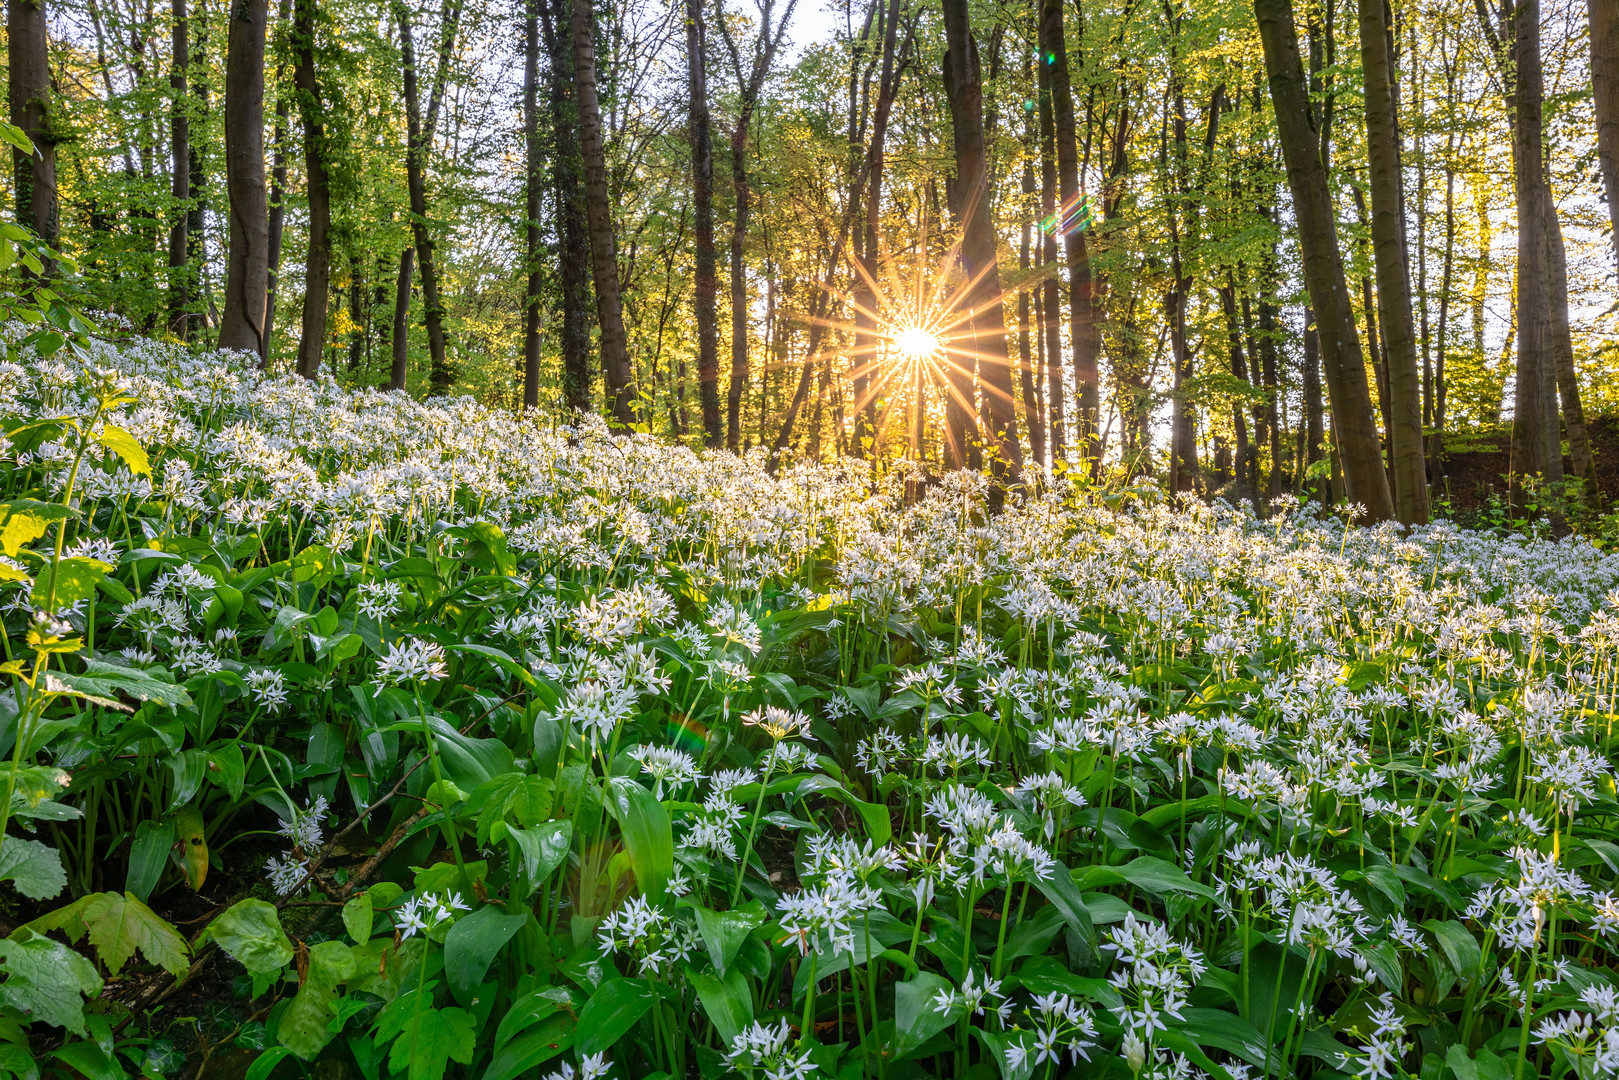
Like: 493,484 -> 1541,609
1432,414 -> 1619,520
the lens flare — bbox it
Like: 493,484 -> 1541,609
892,325 -> 941,361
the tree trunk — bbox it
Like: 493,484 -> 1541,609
522,0 -> 542,409
8,0 -> 56,252
686,0 -> 722,445
390,246 -> 413,390
571,0 -> 635,425
168,0 -> 190,331
1039,0 -> 1099,470
1019,152 -> 1046,467
1544,188 -> 1591,480
1036,48 -> 1065,461
1303,307 -> 1326,502
1509,0 -> 1563,501
1591,0 -> 1619,268
540,0 -> 592,412
293,0 -> 331,379
1254,0 -> 1394,520
941,0 -> 1021,479
398,0 -> 456,395
1358,0 -> 1428,522
220,0 -> 271,357
265,88 -> 287,356
187,0 -> 210,337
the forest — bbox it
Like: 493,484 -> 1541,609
0,0 -> 1618,1077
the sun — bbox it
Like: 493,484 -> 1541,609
891,324 -> 941,362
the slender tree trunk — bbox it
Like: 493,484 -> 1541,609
727,117 -> 752,449
1039,0 -> 1099,469
572,0 -> 635,425
220,0 -> 271,357
522,0 -> 542,409
1019,153 -> 1046,467
1509,0 -> 1562,501
539,0 -> 592,412
1591,0 -> 1619,268
941,0 -> 1022,478
187,0 -> 211,336
265,88 -> 286,354
8,0 -> 56,252
1220,281 -> 1254,499
1303,307 -> 1326,501
168,0 -> 191,331
390,246 -> 413,390
1037,49 -> 1065,460
1544,189 -> 1591,480
293,0 -> 331,379
1254,0 -> 1394,520
398,1 -> 456,395
686,0 -> 722,444
1358,0 -> 1428,522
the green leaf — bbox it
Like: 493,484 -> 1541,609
49,1039 -> 124,1080
381,1000 -> 477,1080
343,896 -> 374,944
688,902 -> 765,977
484,1013 -> 575,1080
81,892 -> 189,976
442,905 -> 529,1006
576,977 -> 657,1055
278,941 -> 355,1060
1031,866 -> 1095,947
244,1048 -> 296,1080
97,424 -> 150,477
0,501 -> 71,558
126,819 -> 174,903
894,972 -> 960,1059
0,931 -> 103,1035
202,899 -> 293,977
55,658 -> 193,709
506,820 -> 572,887
691,968 -> 753,1047
606,777 -> 673,900
1423,918 -> 1483,987
31,556 -> 109,608
1446,1044 -> 1513,1080
0,838 -> 65,900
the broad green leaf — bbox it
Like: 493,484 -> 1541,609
691,968 -> 753,1047
278,941 -> 356,1060
606,777 -> 673,900
688,902 -> 765,977
576,977 -> 657,1055
343,896 -> 374,943
49,1039 -> 124,1080
0,838 -> 65,901
125,819 -> 174,902
894,971 -> 960,1059
203,899 -> 293,976
506,820 -> 572,887
81,892 -> 188,976
0,931 -> 103,1035
1031,866 -> 1095,947
97,424 -> 150,477
244,1048 -> 295,1080
484,1013 -> 575,1080
0,501 -> 71,558
1423,918 -> 1483,987
30,556 -> 109,608
379,999 -> 477,1080
172,806 -> 208,891
442,905 -> 529,1006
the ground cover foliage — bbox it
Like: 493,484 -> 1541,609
0,335 -> 1617,1080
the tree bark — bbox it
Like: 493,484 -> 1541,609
1039,0 -> 1099,470
1357,0 -> 1428,522
1036,45 -> 1065,461
1508,0 -> 1562,501
220,0 -> 271,357
522,0 -> 542,409
293,0 -> 332,379
1544,188 -> 1592,480
187,0 -> 211,336
571,0 -> 636,425
1019,152 -> 1046,467
539,0 -> 592,412
1253,0 -> 1394,520
168,0 -> 191,332
687,0 -> 722,444
940,0 -> 1022,479
8,0 -> 56,252
397,0 -> 458,395
390,245 -> 413,390
1591,0 -> 1619,268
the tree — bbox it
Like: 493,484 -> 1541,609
397,0 -> 459,394
8,0 -> 56,252
1038,0 -> 1099,471
292,0 -> 333,379
1357,0 -> 1428,523
1592,0 -> 1619,268
540,0 -> 592,412
687,0 -> 722,445
940,0 -> 1021,478
1253,0 -> 1394,520
718,0 -> 800,451
220,0 -> 271,357
168,0 -> 191,330
572,0 -> 636,426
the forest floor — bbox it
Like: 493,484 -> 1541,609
1437,413 -> 1618,520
